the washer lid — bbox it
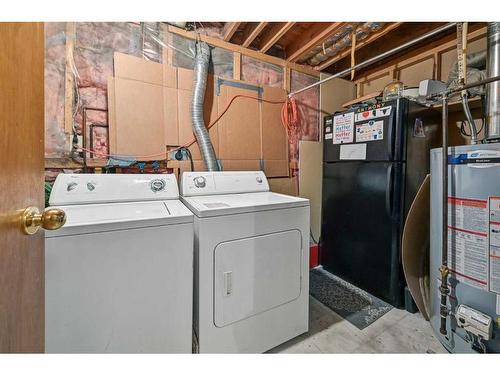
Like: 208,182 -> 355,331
181,191 -> 309,218
45,200 -> 193,237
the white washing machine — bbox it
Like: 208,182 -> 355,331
180,171 -> 310,353
45,173 -> 194,353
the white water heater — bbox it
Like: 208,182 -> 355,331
430,144 -> 500,353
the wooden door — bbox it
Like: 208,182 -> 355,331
0,23 -> 45,352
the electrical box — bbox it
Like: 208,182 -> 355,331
456,304 -> 493,340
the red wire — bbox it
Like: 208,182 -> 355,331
80,94 -> 296,159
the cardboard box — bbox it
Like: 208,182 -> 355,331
402,174 -> 431,320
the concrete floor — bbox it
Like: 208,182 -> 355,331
270,296 -> 448,353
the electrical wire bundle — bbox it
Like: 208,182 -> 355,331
280,96 -> 302,146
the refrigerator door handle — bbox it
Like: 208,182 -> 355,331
385,164 -> 394,218
387,113 -> 394,160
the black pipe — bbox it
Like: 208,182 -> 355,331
439,96 -> 450,336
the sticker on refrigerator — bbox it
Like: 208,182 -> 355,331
339,143 -> 367,160
333,112 -> 354,144
354,106 -> 391,122
413,118 -> 426,138
489,196 -> 500,294
325,133 -> 333,140
447,196 -> 489,291
356,120 -> 384,142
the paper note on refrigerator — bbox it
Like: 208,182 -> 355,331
339,143 -> 366,160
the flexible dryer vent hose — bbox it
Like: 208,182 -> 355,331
191,41 -> 219,171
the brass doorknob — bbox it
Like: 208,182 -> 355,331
21,207 -> 66,235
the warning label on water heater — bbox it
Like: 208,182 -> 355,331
489,196 -> 500,294
447,197 -> 489,291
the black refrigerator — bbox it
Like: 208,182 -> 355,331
321,98 -> 441,307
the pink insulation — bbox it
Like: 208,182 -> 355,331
44,22 -> 320,175
45,23 -> 68,158
241,56 -> 284,88
290,70 -> 320,167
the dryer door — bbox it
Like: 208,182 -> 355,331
214,230 -> 302,328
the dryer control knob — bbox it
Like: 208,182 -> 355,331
194,176 -> 206,188
150,178 -> 166,192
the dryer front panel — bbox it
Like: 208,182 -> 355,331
213,230 -> 302,327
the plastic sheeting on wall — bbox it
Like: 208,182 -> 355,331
44,22 -> 235,159
44,22 -> 320,176
241,55 -> 284,88
170,33 -> 233,78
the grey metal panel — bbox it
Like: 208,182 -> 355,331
430,143 -> 500,353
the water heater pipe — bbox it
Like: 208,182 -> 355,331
439,96 -> 450,336
191,41 -> 219,171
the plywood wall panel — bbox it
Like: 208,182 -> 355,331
217,85 -> 261,160
114,77 -> 165,159
397,57 -> 435,87
164,87 -> 179,146
114,52 -> 163,85
222,160 -> 261,171
107,76 -> 117,154
359,72 -> 392,97
261,86 -> 287,160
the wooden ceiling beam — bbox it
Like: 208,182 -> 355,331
286,22 -> 346,63
222,22 -> 241,41
241,22 -> 268,48
315,22 -> 403,71
258,22 -> 296,53
166,25 -> 320,77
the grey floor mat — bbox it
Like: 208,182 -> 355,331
310,267 -> 393,330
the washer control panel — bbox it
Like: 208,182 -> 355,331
50,173 -> 179,206
180,171 -> 269,197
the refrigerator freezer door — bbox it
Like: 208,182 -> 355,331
321,161 -> 404,306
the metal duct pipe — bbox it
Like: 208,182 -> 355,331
461,93 -> 479,144
485,22 -> 500,141
191,41 -> 219,171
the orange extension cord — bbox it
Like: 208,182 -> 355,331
79,94 -> 300,161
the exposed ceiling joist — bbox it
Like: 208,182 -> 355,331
286,22 -> 346,62
167,25 -> 320,77
241,22 -> 268,48
316,22 -> 403,71
222,22 -> 241,41
259,22 -> 296,53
